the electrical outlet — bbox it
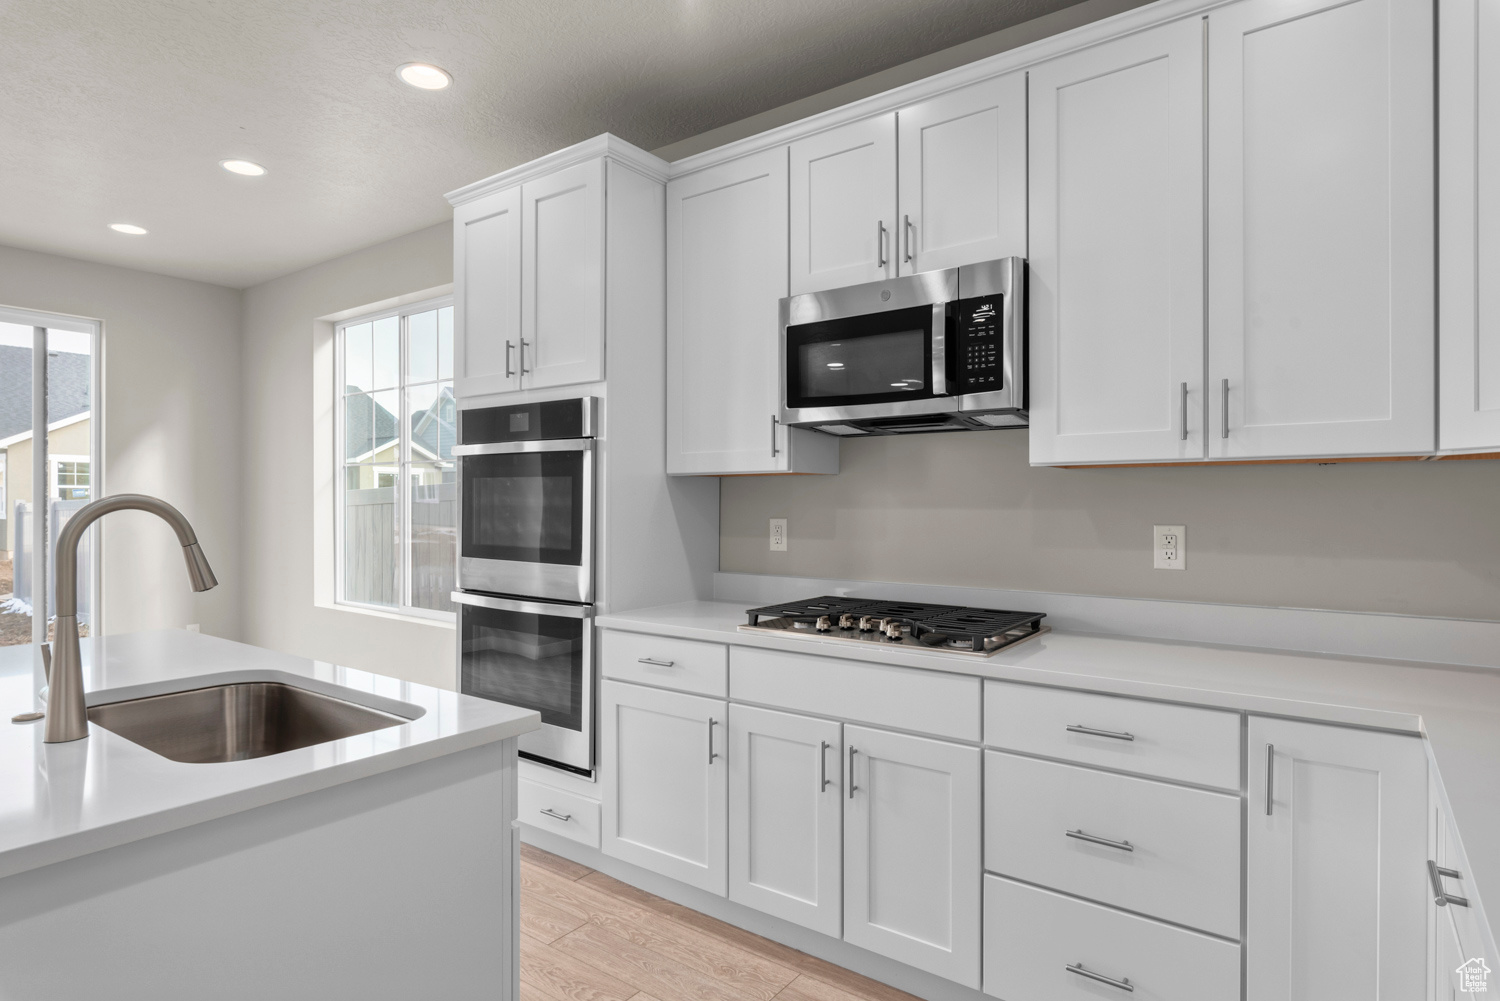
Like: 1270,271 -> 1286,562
769,518 -> 788,552
1153,525 -> 1185,570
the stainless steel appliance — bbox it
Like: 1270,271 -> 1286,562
453,397 -> 597,774
453,398 -> 595,604
740,596 -> 1047,657
780,257 -> 1026,435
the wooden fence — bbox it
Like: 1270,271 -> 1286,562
11,499 -> 92,622
344,484 -> 455,609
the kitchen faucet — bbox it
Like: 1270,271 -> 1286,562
44,494 -> 218,743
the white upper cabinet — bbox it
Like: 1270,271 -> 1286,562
521,158 -> 606,390
1207,0 -> 1434,458
666,149 -> 839,475
789,115 -> 899,295
1438,0 -> 1500,451
1027,18 -> 1207,465
453,186 -> 523,398
896,74 -> 1027,275
1247,717 -> 1428,1000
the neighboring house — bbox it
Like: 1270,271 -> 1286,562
344,383 -> 454,490
0,344 -> 92,559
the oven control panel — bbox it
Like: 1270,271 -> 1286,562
953,295 -> 1004,393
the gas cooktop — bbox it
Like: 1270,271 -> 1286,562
739,596 -> 1047,657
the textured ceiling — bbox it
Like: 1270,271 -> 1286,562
1,0 -> 1082,288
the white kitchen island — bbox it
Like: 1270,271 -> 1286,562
0,629 -> 538,1001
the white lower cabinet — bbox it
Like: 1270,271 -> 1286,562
600,680 -> 727,895
984,875 -> 1241,1001
843,724 -> 982,988
1247,717 -> 1429,1000
727,705 -> 843,938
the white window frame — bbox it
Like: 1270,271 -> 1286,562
333,294 -> 455,622
50,454 -> 91,501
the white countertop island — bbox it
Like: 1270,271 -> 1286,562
0,629 -> 539,1001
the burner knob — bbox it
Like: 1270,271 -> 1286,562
884,622 -> 905,640
815,615 -> 832,633
839,613 -> 856,629
859,616 -> 878,632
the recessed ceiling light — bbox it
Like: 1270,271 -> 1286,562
109,223 -> 148,235
397,63 -> 452,90
220,159 -> 267,176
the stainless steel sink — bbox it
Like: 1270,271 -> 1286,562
87,682 -> 410,763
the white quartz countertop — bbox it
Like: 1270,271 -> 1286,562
599,599 -> 1500,951
0,630 -> 539,880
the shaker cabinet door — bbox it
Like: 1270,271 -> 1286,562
521,158 -> 605,390
897,74 -> 1026,275
1207,0 -> 1434,458
843,724 -> 982,988
789,114 -> 898,295
454,186 -> 523,398
600,680 -> 728,895
1438,0 -> 1500,452
1246,717 -> 1428,1000
1027,18 -> 1207,465
727,705 -> 843,938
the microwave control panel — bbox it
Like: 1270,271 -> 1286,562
954,295 -> 1004,393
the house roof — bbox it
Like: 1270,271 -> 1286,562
344,384 -> 454,464
0,344 -> 90,443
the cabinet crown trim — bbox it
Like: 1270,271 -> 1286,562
666,0 -> 1237,181
447,133 -> 668,206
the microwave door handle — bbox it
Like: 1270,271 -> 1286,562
930,303 -> 948,397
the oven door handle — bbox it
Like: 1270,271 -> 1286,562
929,302 -> 948,397
450,591 -> 595,618
453,439 -> 596,456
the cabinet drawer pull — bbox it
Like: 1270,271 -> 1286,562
877,221 -> 888,269
708,718 -> 719,764
1265,743 -> 1275,816
521,339 -> 531,375
1221,378 -> 1229,438
903,214 -> 914,263
1066,724 -> 1135,742
820,740 -> 831,791
848,745 -> 858,799
1428,859 -> 1470,907
1066,829 -> 1134,852
636,657 -> 675,668
1066,963 -> 1133,992
505,340 -> 515,378
771,414 -> 779,457
539,808 -> 573,823
1180,382 -> 1188,441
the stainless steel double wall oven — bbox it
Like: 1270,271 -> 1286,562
452,397 -> 596,774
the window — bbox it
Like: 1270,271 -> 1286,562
336,299 -> 455,617
52,456 -> 90,500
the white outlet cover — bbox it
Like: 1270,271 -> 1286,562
1153,524 -> 1185,570
769,518 -> 788,552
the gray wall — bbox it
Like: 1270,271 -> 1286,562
720,432 -> 1500,620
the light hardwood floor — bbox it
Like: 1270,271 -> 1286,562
520,844 -> 924,1001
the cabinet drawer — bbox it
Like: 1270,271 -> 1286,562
983,875 -> 1240,1001
601,630 -> 728,697
985,751 -> 1240,938
731,646 -> 980,742
519,777 -> 601,849
985,681 -> 1240,789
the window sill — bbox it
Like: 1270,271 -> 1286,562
316,600 -> 456,629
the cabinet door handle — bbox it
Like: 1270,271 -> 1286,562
848,745 -> 858,799
539,808 -> 573,823
1066,829 -> 1134,852
1265,743 -> 1275,816
636,657 -> 675,668
770,414 -> 780,457
877,221 -> 888,269
1066,724 -> 1135,742
1066,963 -> 1133,992
707,718 -> 718,764
1180,382 -> 1188,441
1221,378 -> 1230,439
820,740 -> 831,791
505,340 -> 515,378
521,339 -> 531,375
1428,859 -> 1471,907
903,215 -> 914,264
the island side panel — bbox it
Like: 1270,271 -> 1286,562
0,739 -> 519,1001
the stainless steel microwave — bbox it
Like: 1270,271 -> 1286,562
780,257 -> 1026,435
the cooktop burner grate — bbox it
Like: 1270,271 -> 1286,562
741,596 -> 1047,656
